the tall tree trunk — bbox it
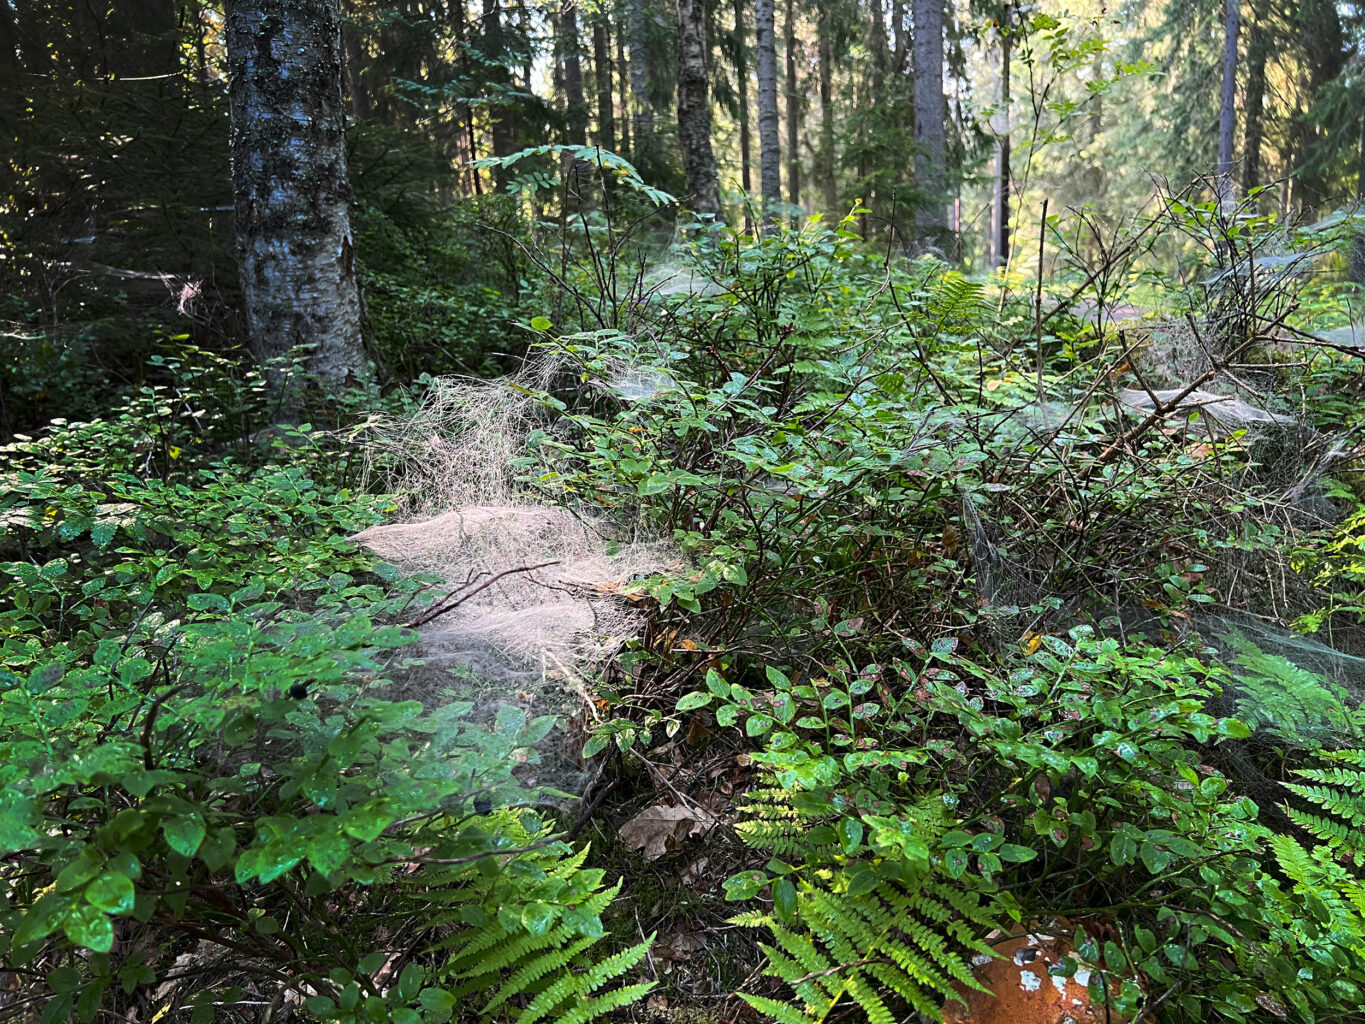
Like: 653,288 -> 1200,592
1216,0 -> 1239,213
734,0 -> 753,196
224,0 -> 369,383
891,0 -> 907,74
676,0 -> 721,215
593,14 -> 616,152
617,27 -> 631,157
1351,111 -> 1365,285
756,0 -> 781,216
817,9 -> 835,213
487,0 -> 517,172
913,0 -> 946,241
562,7 -> 588,147
993,8 -> 1011,269
783,0 -> 799,211
628,0 -> 654,158
341,3 -> 372,119
869,0 -> 887,94
1242,20 -> 1266,195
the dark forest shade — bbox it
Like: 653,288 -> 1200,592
224,0 -> 369,381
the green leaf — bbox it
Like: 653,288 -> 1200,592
307,831 -> 350,876
343,803 -> 391,842
1110,833 -> 1137,866
187,592 -> 228,612
420,988 -> 457,1016
398,963 -> 425,1000
998,843 -> 1038,863
46,967 -> 82,994
258,844 -> 303,884
198,828 -> 236,872
676,691 -> 712,711
163,815 -> 206,857
522,901 -> 555,936
530,316 -> 553,331
1140,842 -> 1174,874
56,849 -> 104,893
582,733 -> 611,759
85,873 -> 135,915
723,870 -> 768,901
63,904 -> 114,953
772,878 -> 797,922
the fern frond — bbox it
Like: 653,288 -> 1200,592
409,824 -> 650,1024
739,994 -> 820,1024
555,983 -> 657,1024
1285,748 -> 1365,857
483,936 -> 597,1012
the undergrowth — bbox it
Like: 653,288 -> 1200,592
6,195 -> 1365,1023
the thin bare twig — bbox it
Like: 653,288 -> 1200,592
405,560 -> 562,628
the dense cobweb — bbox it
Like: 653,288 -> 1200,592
353,371 -> 678,794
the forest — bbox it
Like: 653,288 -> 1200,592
5,0 -> 1365,1022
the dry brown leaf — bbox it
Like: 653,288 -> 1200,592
619,803 -> 717,861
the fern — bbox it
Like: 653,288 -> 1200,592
731,781 -> 999,1024
1223,632 -> 1365,747
1285,748 -> 1365,857
404,812 -> 653,1024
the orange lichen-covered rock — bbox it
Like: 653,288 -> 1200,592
941,931 -> 1131,1024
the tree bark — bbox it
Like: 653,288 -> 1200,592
817,9 -> 835,213
734,0 -> 753,196
1351,111 -> 1365,285
1216,0 -> 1239,213
993,7 -> 1011,269
676,0 -> 721,215
562,6 -> 588,147
913,0 -> 947,241
224,0 -> 369,383
756,0 -> 781,217
341,3 -> 372,120
487,0 -> 517,170
1242,19 -> 1266,195
616,27 -> 631,158
628,0 -> 654,155
869,0 -> 887,94
593,13 -> 616,152
783,0 -> 800,211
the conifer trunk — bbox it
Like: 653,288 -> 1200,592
993,9 -> 1011,269
912,0 -> 946,241
628,0 -> 654,155
784,0 -> 800,211
562,7 -> 588,147
1352,112 -> 1365,285
616,28 -> 631,157
735,0 -> 753,196
1216,0 -> 1239,213
817,10 -> 835,213
756,0 -> 781,217
675,0 -> 721,215
224,0 -> 369,383
1242,21 -> 1266,195
593,14 -> 616,152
